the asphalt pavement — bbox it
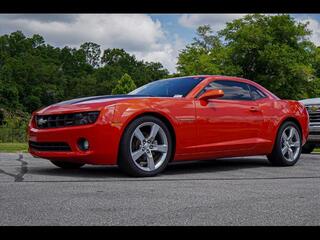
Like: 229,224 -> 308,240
0,152 -> 319,225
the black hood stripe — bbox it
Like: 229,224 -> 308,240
54,94 -> 151,106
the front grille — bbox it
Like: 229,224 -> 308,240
35,111 -> 99,129
36,114 -> 77,128
309,113 -> 320,123
29,141 -> 71,152
309,131 -> 320,135
306,105 -> 320,124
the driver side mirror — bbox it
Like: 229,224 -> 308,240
199,89 -> 224,101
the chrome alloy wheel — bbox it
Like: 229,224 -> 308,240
280,126 -> 301,162
130,122 -> 168,171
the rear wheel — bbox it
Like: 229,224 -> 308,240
302,143 -> 315,154
118,116 -> 173,177
267,121 -> 302,166
50,160 -> 85,169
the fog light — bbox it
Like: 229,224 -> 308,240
78,138 -> 89,151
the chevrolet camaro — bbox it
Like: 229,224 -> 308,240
28,75 -> 309,177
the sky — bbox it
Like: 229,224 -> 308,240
1,14 -> 320,73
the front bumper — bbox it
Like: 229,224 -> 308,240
28,122 -> 121,165
306,125 -> 320,143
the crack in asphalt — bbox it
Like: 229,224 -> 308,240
0,154 -> 320,183
0,153 -> 28,182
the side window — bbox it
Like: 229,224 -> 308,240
248,84 -> 267,100
202,80 -> 252,100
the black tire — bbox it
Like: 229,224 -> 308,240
50,160 -> 85,169
118,116 -> 173,177
301,143 -> 315,154
267,121 -> 302,166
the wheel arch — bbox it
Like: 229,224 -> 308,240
279,117 -> 303,137
271,116 -> 303,151
117,111 -> 177,164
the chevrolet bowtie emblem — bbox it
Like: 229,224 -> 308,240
37,118 -> 47,125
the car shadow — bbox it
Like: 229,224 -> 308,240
28,156 -> 271,179
164,157 -> 270,175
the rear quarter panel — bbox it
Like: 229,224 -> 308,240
256,99 -> 309,154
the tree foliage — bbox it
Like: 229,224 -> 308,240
178,14 -> 320,99
80,42 -> 101,68
111,73 -> 137,94
0,31 -> 169,123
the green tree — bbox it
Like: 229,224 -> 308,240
178,25 -> 241,76
101,48 -> 169,87
111,73 -> 137,94
0,31 -> 168,117
177,14 -> 319,100
80,42 -> 101,68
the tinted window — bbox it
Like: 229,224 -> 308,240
248,84 -> 267,100
129,77 -> 205,97
202,80 -> 252,100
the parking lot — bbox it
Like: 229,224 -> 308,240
0,152 -> 319,225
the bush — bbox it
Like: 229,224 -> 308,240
0,109 -> 29,143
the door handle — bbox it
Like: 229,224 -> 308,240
249,106 -> 260,112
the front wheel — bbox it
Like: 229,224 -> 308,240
50,160 -> 85,169
267,121 -> 302,166
118,116 -> 173,177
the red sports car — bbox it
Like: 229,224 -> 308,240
28,75 -> 309,177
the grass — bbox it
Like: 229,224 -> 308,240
0,143 -> 28,153
314,148 -> 320,153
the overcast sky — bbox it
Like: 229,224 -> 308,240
1,14 -> 320,73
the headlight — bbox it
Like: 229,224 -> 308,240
74,111 -> 100,125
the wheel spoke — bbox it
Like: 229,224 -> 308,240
290,141 -> 300,148
288,128 -> 294,141
282,132 -> 288,141
131,149 -> 145,161
148,124 -> 160,140
134,127 -> 145,143
153,144 -> 168,153
288,148 -> 294,160
281,146 -> 288,155
146,152 -> 155,170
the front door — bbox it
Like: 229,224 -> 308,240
195,80 -> 264,155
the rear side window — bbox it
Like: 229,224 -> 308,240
248,84 -> 267,100
202,80 -> 252,100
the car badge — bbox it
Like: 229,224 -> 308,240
37,118 -> 47,126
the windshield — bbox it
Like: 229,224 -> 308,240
129,77 -> 205,97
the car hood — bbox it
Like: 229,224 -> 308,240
35,94 -> 150,115
299,97 -> 320,105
